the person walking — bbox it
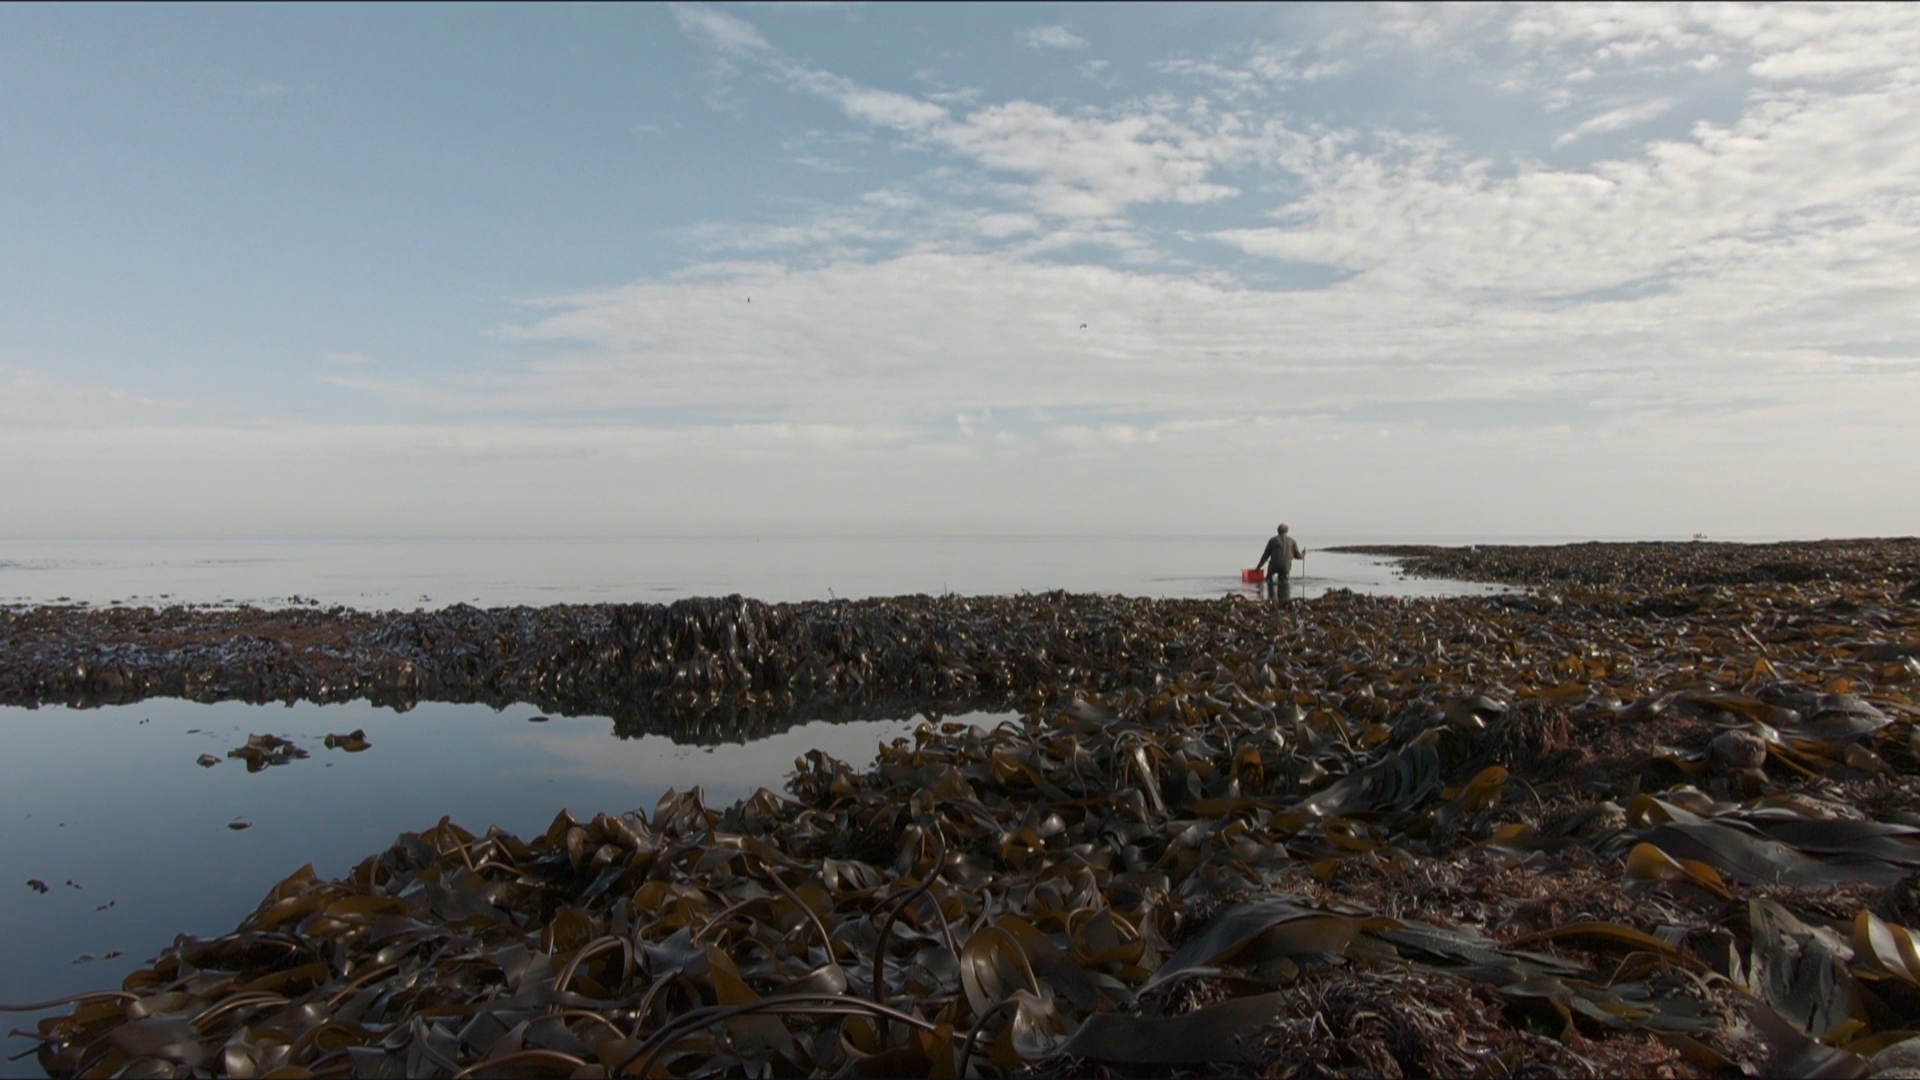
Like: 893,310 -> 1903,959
1254,523 -> 1306,600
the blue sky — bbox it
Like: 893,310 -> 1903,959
3,2 -> 1917,538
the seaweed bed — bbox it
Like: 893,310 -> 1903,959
6,538 -> 1920,1077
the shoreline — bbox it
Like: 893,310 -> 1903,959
4,538 -> 1913,740
9,539 -> 1920,1077
1329,536 -> 1920,589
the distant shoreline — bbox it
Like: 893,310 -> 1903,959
1330,536 -> 1920,588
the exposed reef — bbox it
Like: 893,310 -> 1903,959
1332,536 -> 1920,590
8,539 -> 1920,1077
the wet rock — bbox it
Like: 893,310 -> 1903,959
1710,728 -> 1769,772
1879,872 -> 1920,926
322,729 -> 370,752
1875,1039 -> 1920,1075
226,734 -> 306,771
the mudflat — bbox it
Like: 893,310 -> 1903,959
9,538 -> 1920,1078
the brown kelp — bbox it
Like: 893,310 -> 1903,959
4,536 -> 1917,743
8,539 -> 1920,1076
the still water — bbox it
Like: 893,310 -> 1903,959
0,536 -> 1516,1068
0,697 -> 997,1062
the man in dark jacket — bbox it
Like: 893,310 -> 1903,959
1255,524 -> 1305,599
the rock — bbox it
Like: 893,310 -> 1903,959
1875,1039 -> 1920,1074
1709,729 -> 1768,772
1879,873 -> 1920,926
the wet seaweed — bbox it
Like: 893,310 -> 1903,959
7,539 -> 1920,1076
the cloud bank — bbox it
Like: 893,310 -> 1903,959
7,2 -> 1919,539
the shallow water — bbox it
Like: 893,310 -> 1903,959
0,697 -> 999,1063
0,535 -> 1518,609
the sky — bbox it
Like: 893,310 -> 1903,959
2,2 -> 1917,540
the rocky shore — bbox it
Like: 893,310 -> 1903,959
1332,536 -> 1920,590
9,539 -> 1920,1077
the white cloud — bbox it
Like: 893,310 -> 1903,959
0,368 -> 191,427
1216,74 -> 1920,303
1551,96 -> 1676,147
466,229 -> 1913,444
1152,58 -> 1263,99
780,128 -> 872,173
671,4 -> 771,55
1153,43 -> 1351,101
683,212 -> 894,254
792,155 -> 861,174
780,64 -> 950,129
1077,59 -> 1118,90
675,14 -> 1249,221
933,102 -> 1243,219
1020,25 -> 1089,51
1419,2 -> 1920,87
671,189 -> 1086,264
976,212 -> 1042,239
